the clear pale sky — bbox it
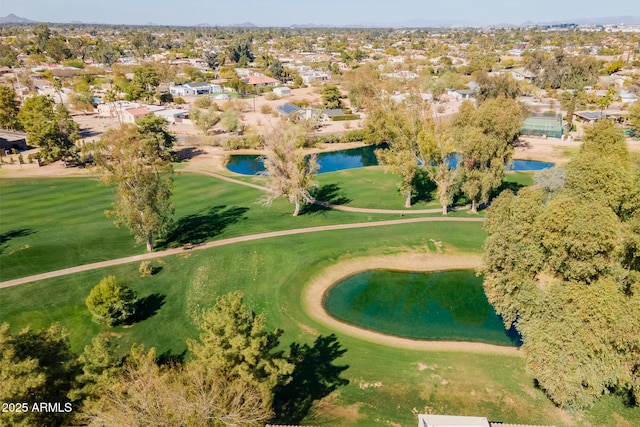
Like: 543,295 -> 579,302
2,0 -> 639,27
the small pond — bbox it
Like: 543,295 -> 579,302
226,146 -> 553,175
226,146 -> 379,175
323,269 -> 521,346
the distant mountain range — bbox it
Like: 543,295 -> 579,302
0,14 -> 37,24
1,13 -> 640,28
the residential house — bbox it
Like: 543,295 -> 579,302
0,131 -> 28,153
574,110 -> 609,123
300,71 -> 330,85
154,108 -> 188,124
320,108 -> 345,121
620,90 -> 638,104
276,103 -> 303,117
446,89 -> 475,101
276,103 -> 317,121
273,87 -> 291,97
244,75 -> 279,87
122,106 -> 151,124
169,82 -> 223,97
510,68 -> 536,82
97,101 -> 140,118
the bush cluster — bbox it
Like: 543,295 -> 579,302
331,114 -> 361,121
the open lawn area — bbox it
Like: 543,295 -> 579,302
1,167 -> 637,426
1,171 -> 450,281
215,165 -> 534,211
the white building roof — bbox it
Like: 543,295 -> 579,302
418,415 -> 490,427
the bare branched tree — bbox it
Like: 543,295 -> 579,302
260,120 -> 319,216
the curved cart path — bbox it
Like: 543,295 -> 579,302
0,217 -> 483,289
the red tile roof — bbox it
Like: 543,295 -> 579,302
125,107 -> 150,116
245,75 -> 279,85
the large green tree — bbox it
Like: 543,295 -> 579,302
366,97 -> 424,208
17,95 -> 79,162
228,41 -> 255,65
344,65 -> 379,110
70,334 -> 123,405
93,117 -> 175,251
321,84 -> 343,109
418,117 -> 459,214
453,98 -> 525,212
560,89 -> 586,132
525,49 -> 600,90
482,120 -> 640,409
475,71 -> 521,103
0,323 -> 80,427
124,64 -> 160,102
0,85 -> 21,130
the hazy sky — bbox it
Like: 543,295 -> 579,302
2,0 -> 639,26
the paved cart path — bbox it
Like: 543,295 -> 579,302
0,217 -> 483,288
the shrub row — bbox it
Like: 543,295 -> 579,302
331,114 -> 361,121
306,129 -> 366,144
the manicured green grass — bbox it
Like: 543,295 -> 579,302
316,166 -> 451,210
222,166 -> 534,211
0,177 -> 139,280
1,173 -> 442,281
1,221 -> 635,426
3,165 -> 636,426
503,171 -> 534,187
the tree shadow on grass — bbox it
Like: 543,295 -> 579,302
490,179 -> 527,202
473,179 -> 530,213
175,146 -> 205,162
157,349 -> 187,366
302,183 -> 352,215
272,334 -> 349,424
412,169 -> 436,204
161,205 -> 249,248
126,293 -> 166,325
0,228 -> 34,255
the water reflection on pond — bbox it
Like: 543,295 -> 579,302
226,146 -> 553,175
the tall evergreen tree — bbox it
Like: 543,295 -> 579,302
0,86 -> 21,130
187,291 -> 293,406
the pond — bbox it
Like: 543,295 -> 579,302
226,146 -> 553,175
323,269 -> 521,346
226,146 -> 379,175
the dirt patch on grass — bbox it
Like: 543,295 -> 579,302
612,412 -> 633,427
312,393 -> 363,425
303,253 -> 522,356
